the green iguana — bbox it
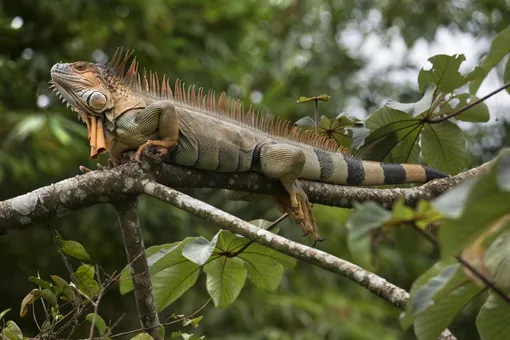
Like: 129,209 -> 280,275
49,48 -> 447,243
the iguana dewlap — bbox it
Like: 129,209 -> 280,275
49,49 -> 447,242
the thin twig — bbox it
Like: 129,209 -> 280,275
109,298 -> 211,339
314,99 -> 319,133
229,213 -> 288,257
411,224 -> 510,304
427,81 -> 510,124
88,265 -> 103,340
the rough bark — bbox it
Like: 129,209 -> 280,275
0,158 -> 492,234
114,198 -> 161,340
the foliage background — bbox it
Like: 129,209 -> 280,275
0,0 -> 509,339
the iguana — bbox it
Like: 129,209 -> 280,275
49,49 -> 447,243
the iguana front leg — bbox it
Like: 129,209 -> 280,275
258,143 -> 321,242
131,101 -> 179,161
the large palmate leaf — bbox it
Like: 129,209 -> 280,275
421,120 -> 466,174
476,293 -> 510,340
418,54 -> 469,94
204,256 -> 246,308
358,106 -> 422,163
402,262 -> 483,340
436,150 -> 510,258
237,242 -> 296,291
446,93 -> 490,122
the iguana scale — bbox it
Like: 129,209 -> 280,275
50,49 -> 447,242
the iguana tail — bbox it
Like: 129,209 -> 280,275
301,148 -> 448,186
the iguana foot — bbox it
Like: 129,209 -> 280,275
79,165 -> 93,173
79,158 -> 118,174
133,140 -> 173,161
275,183 -> 322,242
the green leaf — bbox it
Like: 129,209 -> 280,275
361,106 -> 422,163
470,27 -> 510,94
438,151 -> 510,258
28,276 -> 53,290
31,289 -> 57,306
0,308 -> 11,321
484,231 -> 510,291
214,230 -> 250,253
294,116 -> 315,127
238,241 -> 296,269
387,88 -> 434,117
2,321 -> 23,340
401,260 -> 456,329
20,291 -> 38,317
318,114 -> 360,148
182,234 -> 219,266
236,242 -> 293,291
130,333 -> 154,340
346,202 -> 392,240
204,256 -> 246,308
432,178 -> 478,219
60,240 -> 91,260
74,264 -> 100,299
422,120 -> 467,175
5,115 -> 46,143
296,94 -> 330,103
410,264 -> 459,316
151,260 -> 200,312
48,116 -> 72,145
414,200 -> 443,229
413,276 -> 482,340
119,239 -> 201,311
448,93 -> 490,122
418,54 -> 468,93
402,262 -> 483,340
86,313 -> 107,336
345,202 -> 391,268
476,293 -> 510,340
348,126 -> 371,149
391,199 -> 414,221
119,237 -> 191,295
183,315 -> 203,328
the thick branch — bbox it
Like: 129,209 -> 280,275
0,164 -> 148,235
144,182 -> 456,340
0,158 -> 492,234
113,198 -> 161,340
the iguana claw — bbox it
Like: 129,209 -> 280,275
133,140 -> 172,161
275,184 -> 321,243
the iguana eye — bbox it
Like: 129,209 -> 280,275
87,91 -> 107,110
74,63 -> 87,72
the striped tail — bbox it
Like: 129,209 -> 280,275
357,161 -> 448,186
301,148 -> 448,186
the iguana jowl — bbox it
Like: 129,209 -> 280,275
50,49 -> 447,242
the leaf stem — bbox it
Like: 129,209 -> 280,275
427,81 -> 510,124
314,99 -> 319,133
229,213 -> 289,257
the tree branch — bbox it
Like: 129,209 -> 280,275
0,157 -> 493,235
113,198 -> 161,340
143,181 -> 457,340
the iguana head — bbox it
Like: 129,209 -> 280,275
50,61 -> 117,117
50,49 -> 147,121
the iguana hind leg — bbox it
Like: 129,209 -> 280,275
258,143 -> 321,242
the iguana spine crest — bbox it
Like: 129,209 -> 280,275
107,48 -> 347,153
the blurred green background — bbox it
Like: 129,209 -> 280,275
1,0 -> 509,339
